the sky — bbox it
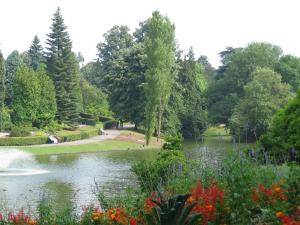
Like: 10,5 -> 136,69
1,0 -> 300,68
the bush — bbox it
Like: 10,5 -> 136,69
59,129 -> 99,142
10,126 -> 31,137
260,90 -> 300,163
99,115 -> 114,122
132,150 -> 187,192
1,107 -> 12,131
79,118 -> 97,126
162,135 -> 183,151
103,120 -> 118,129
0,136 -> 48,146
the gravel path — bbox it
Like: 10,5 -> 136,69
34,129 -> 122,147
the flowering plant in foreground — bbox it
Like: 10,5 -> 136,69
0,210 -> 37,225
0,180 -> 299,225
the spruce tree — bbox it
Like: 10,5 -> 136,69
5,50 -> 23,106
28,35 -> 44,70
0,51 -> 5,131
45,8 -> 82,126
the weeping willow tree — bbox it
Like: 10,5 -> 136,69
144,11 -> 176,144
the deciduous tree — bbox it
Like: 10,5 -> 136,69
144,11 -> 176,144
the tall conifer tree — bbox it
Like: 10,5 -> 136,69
28,35 -> 44,70
5,50 -> 23,106
45,8 -> 82,126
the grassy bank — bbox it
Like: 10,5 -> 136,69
19,140 -> 148,155
16,130 -> 162,155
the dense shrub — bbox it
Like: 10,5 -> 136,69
59,130 -> 99,142
1,107 -> 12,131
132,150 -> 187,192
103,120 -> 118,129
99,116 -> 115,122
0,136 -> 48,146
260,90 -> 300,163
10,126 -> 31,137
162,135 -> 183,151
80,118 -> 97,126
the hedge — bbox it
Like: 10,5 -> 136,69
103,120 -> 118,129
0,136 -> 49,146
79,118 -> 97,126
0,129 -> 100,146
99,115 -> 115,122
59,129 -> 99,142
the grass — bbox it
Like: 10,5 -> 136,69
19,140 -> 148,155
55,123 -> 103,136
203,126 -> 230,137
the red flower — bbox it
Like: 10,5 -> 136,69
130,218 -> 138,225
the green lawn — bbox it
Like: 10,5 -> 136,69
55,123 -> 103,136
203,126 -> 230,137
19,140 -> 146,155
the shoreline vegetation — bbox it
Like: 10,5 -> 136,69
1,129 -> 162,155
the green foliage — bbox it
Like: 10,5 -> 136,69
1,107 -> 12,131
0,51 -> 5,131
57,128 -> 99,142
35,67 -> 57,128
208,42 -> 282,125
132,150 -> 187,192
96,25 -> 146,127
286,163 -> 300,208
275,55 -> 300,92
80,79 -> 110,116
97,25 -> 133,92
5,50 -> 23,106
12,65 -> 41,126
10,126 -> 31,137
81,62 -> 103,88
260,90 -> 300,160
0,136 -> 48,146
28,35 -> 45,70
99,115 -> 114,122
144,194 -> 200,225
229,67 -> 294,142
162,135 -> 183,151
46,8 -> 82,126
145,11 -> 176,144
179,48 -> 207,139
103,119 -> 118,129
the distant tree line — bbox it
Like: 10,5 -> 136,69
0,8 -> 299,157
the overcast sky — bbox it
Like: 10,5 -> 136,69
0,0 -> 300,67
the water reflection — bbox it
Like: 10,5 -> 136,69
0,141 -> 250,213
0,149 -> 158,213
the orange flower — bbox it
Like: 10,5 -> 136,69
92,211 -> 102,221
274,187 -> 281,193
27,219 -> 37,225
186,196 -> 195,204
276,212 -> 285,218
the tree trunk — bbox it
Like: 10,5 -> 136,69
157,97 -> 162,142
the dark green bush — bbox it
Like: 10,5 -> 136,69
99,115 -> 114,122
0,136 -> 48,146
79,118 -> 97,126
132,150 -> 187,192
144,194 -> 200,225
10,126 -> 31,137
103,119 -> 118,129
162,135 -> 183,151
59,130 -> 99,142
260,90 -> 300,163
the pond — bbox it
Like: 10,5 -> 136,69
0,138 -> 250,213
